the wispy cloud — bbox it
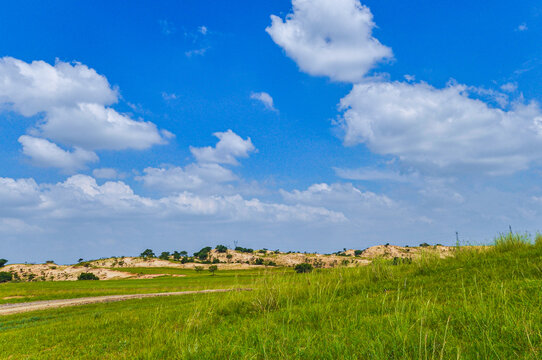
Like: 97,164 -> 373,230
250,92 -> 278,112
517,23 -> 528,32
158,19 -> 176,35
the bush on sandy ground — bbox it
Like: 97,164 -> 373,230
77,272 -> 99,281
0,271 -> 12,283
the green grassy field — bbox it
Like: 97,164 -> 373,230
1,233 -> 542,359
0,268 -> 280,305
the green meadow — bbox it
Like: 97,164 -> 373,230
1,233 -> 542,359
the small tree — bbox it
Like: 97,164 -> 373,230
208,265 -> 218,276
159,251 -> 170,260
0,271 -> 12,283
294,263 -> 313,273
172,251 -> 181,261
215,245 -> 228,253
354,250 -> 363,256
77,272 -> 99,280
77,258 -> 84,263
0,259 -> 7,268
180,251 -> 188,256
194,266 -> 204,273
194,247 -> 212,260
140,249 -> 155,258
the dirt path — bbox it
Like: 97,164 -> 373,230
0,288 -> 251,316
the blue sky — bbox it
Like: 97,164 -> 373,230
1,0 -> 541,263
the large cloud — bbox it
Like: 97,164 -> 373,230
338,81 -> 542,175
266,0 -> 392,82
0,174 -> 345,223
0,57 -> 170,170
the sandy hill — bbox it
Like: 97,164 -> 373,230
1,244 -> 456,282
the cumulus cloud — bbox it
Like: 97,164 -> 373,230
38,103 -> 166,150
137,163 -> 237,193
0,57 -> 117,116
0,174 -> 344,223
92,168 -> 123,179
338,80 -> 542,175
190,130 -> 256,165
0,57 -> 170,170
266,0 -> 392,82
281,182 -> 394,209
334,167 -> 417,182
18,135 -> 98,171
250,92 -> 277,112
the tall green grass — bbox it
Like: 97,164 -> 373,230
1,234 -> 542,359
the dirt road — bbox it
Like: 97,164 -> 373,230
0,288 -> 251,316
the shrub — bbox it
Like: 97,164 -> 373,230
235,246 -> 254,253
0,271 -> 12,283
194,266 -> 204,272
294,263 -> 313,273
159,251 -> 170,260
208,265 -> 218,275
254,258 -> 264,265
215,245 -> 228,253
354,250 -> 363,256
181,257 -> 194,264
265,261 -> 277,266
45,260 -> 54,264
212,258 -> 220,264
0,259 -> 7,268
78,272 -> 99,280
419,243 -> 430,247
172,251 -> 182,261
226,254 -> 233,260
140,249 -> 155,258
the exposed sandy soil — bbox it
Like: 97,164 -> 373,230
1,245 -> 456,282
354,244 -> 455,259
0,288 -> 251,316
2,263 -> 186,282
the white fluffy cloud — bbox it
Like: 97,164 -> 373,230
92,168 -> 123,179
0,57 -> 117,116
339,80 -> 542,175
18,135 -> 98,171
0,57 -> 169,170
190,130 -> 255,165
334,167 -> 417,182
250,92 -> 277,111
0,174 -> 345,223
281,182 -> 394,210
137,163 -> 237,193
266,0 -> 392,82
